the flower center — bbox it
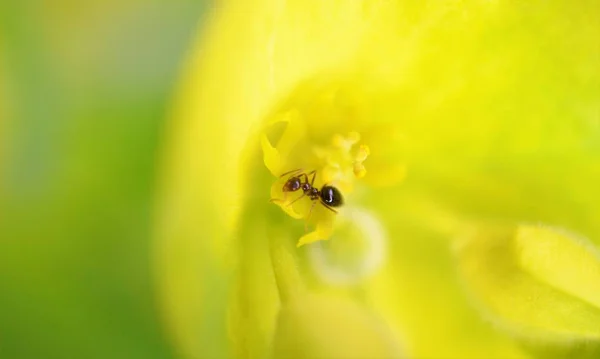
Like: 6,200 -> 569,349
260,76 -> 405,246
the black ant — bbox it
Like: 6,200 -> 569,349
270,168 -> 344,230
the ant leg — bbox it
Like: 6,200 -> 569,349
270,187 -> 290,204
270,188 -> 305,205
320,201 -> 338,214
286,193 -> 306,207
297,170 -> 316,186
308,170 -> 317,186
279,168 -> 303,178
269,192 -> 287,203
270,192 -> 305,208
304,200 -> 318,232
298,173 -> 309,185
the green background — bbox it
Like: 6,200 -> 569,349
0,1 -> 209,358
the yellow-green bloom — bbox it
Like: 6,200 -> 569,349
154,1 -> 600,358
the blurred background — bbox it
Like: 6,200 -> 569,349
0,1 -> 210,358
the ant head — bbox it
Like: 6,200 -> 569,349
283,177 -> 301,192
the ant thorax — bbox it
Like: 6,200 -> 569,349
309,187 -> 320,200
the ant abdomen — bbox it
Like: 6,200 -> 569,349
320,185 -> 343,208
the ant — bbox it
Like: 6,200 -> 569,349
270,168 -> 344,230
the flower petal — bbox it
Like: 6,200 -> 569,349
454,223 -> 600,356
271,294 -> 404,359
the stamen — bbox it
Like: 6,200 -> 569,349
353,144 -> 370,178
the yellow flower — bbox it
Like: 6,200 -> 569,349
261,77 -> 406,246
154,1 -> 600,359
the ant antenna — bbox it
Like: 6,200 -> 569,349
279,168 -> 303,178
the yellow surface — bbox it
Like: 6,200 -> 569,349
154,0 -> 600,358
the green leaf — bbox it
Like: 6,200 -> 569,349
454,223 -> 600,358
